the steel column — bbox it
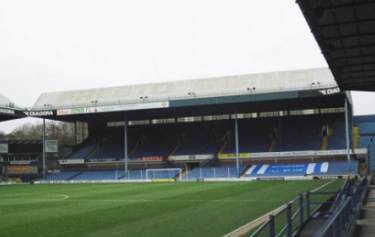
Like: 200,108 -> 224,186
345,99 -> 352,170
124,120 -> 128,179
234,114 -> 240,177
42,119 -> 46,178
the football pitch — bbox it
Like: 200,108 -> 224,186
0,180 -> 342,237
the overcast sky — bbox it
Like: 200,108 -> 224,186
0,0 -> 374,133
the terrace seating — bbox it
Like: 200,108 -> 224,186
328,122 -> 346,150
67,114 -> 348,162
146,170 -> 180,179
73,170 -> 123,180
183,165 -> 245,180
69,141 -> 95,160
324,161 -> 359,176
45,171 -> 80,181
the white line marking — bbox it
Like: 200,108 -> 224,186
58,194 -> 70,200
63,199 -> 261,203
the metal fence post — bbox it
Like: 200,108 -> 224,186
269,215 -> 275,237
306,192 -> 311,219
286,203 -> 293,237
299,194 -> 305,226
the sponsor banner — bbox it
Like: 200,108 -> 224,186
218,153 -> 251,159
90,158 -> 117,162
10,160 -> 32,165
219,149 -> 365,159
319,87 -> 340,96
26,110 -> 54,117
7,165 -> 38,175
267,164 -> 307,175
0,108 -> 15,115
59,159 -> 85,165
0,143 -> 8,153
57,101 -> 170,116
45,140 -> 58,153
354,148 -> 367,155
142,156 -> 163,161
169,154 -> 214,161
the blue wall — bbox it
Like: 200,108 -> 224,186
354,115 -> 375,171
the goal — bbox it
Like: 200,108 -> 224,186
145,168 -> 182,180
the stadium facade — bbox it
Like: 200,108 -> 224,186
1,68 -> 374,182
0,93 -> 25,122
0,67 -> 367,182
0,94 -> 33,181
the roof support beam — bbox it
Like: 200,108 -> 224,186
332,53 -> 375,61
318,18 -> 375,28
297,0 -> 375,11
329,43 -> 375,51
324,32 -> 375,41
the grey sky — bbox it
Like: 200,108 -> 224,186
0,0 -> 374,133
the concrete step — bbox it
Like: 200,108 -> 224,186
357,219 -> 375,225
365,202 -> 375,208
355,225 -> 375,237
361,209 -> 375,219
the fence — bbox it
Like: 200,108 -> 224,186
313,177 -> 368,237
249,190 -> 336,237
249,177 -> 368,237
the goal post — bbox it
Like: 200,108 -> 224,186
145,168 -> 183,181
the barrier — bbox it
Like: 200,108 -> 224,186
219,149 -> 368,160
141,156 -> 163,161
169,154 -> 214,161
249,177 -> 368,237
312,177 -> 368,237
59,159 -> 85,165
35,179 -> 152,184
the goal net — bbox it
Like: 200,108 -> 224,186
145,168 -> 182,180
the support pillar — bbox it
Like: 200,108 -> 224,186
124,120 -> 129,179
345,99 -> 352,171
234,114 -> 240,177
42,119 -> 46,178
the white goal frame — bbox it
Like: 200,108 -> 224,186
145,168 -> 182,180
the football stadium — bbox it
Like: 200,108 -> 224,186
1,1 -> 375,237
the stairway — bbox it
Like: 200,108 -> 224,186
352,126 -> 360,149
355,184 -> 375,237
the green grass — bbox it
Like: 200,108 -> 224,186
0,180 -> 342,237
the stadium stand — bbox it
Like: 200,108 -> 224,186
354,115 -> 375,171
24,68 -> 371,182
0,93 -> 25,122
73,170 -> 123,180
45,171 -> 80,181
45,169 -> 181,181
67,114 -> 348,163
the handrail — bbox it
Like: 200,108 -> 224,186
312,177 -> 368,237
313,197 -> 352,237
249,177 -> 368,237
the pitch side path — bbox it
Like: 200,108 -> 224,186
0,180 -> 342,237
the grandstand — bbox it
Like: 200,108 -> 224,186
0,94 -> 29,181
23,68 -> 369,182
0,93 -> 24,122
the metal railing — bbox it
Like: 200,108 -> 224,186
250,190 -> 337,237
249,177 -> 368,237
313,177 -> 368,237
